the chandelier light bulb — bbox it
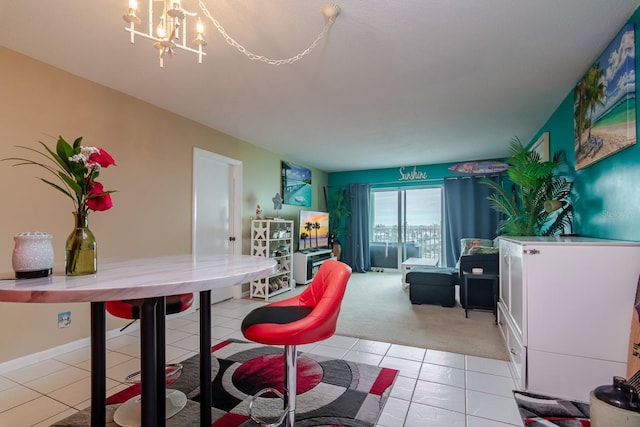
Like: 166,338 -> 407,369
193,19 -> 207,47
156,23 -> 166,39
122,0 -> 141,25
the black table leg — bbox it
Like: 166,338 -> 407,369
156,297 -> 167,424
90,302 -> 106,427
141,298 -> 160,427
200,290 -> 212,427
464,275 -> 469,318
493,278 -> 498,324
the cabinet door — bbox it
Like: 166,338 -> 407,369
510,245 -> 524,337
507,319 -> 526,389
526,245 -> 639,362
499,240 -> 510,310
528,348 -> 626,402
500,239 -> 524,337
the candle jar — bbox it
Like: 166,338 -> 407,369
12,232 -> 55,279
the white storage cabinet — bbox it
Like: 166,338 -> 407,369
498,236 -> 640,402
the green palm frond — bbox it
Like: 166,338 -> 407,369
481,136 -> 574,236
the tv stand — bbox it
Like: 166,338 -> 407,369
293,249 -> 335,285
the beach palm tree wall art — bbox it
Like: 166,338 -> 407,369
574,24 -> 636,170
281,161 -> 312,206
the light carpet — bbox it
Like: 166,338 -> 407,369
330,270 -> 508,361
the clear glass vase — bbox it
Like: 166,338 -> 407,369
65,212 -> 97,276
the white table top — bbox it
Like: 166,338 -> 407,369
0,254 -> 277,303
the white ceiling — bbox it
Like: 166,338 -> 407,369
0,1 -> 638,172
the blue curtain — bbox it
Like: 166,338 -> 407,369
443,175 -> 501,267
343,183 -> 371,273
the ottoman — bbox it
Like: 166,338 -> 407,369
406,267 -> 457,307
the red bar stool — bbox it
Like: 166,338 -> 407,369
241,259 -> 352,427
105,293 -> 194,427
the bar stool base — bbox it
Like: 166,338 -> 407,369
113,389 -> 187,427
248,387 -> 288,427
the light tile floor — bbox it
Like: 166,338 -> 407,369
0,297 -> 523,427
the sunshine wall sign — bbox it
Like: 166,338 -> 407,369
574,23 -> 636,170
398,166 -> 428,181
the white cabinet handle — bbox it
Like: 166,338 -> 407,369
510,348 -> 519,356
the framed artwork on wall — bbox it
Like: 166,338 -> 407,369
281,161 -> 312,206
531,132 -> 550,161
574,23 -> 636,170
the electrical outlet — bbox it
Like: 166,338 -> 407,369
58,311 -> 71,328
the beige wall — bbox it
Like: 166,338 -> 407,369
0,47 -> 327,364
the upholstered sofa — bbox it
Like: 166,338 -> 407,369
370,241 -> 421,268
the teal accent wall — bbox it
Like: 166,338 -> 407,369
330,8 -> 640,242
533,9 -> 640,241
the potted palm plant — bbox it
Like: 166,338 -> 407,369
328,187 -> 351,260
482,137 -> 573,236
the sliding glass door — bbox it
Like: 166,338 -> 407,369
370,187 -> 442,269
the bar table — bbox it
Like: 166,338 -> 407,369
0,254 -> 276,427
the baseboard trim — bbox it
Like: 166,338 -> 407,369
0,324 -> 140,375
0,297 -> 245,374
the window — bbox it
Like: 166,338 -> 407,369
370,187 -> 442,268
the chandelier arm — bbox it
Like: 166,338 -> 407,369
198,1 -> 338,66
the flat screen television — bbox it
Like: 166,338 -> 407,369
298,210 -> 330,252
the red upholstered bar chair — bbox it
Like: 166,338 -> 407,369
241,259 -> 352,427
105,293 -> 194,426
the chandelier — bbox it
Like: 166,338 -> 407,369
123,1 -> 341,68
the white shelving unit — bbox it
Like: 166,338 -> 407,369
250,219 -> 294,300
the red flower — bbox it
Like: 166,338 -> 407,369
86,182 -> 113,211
89,148 -> 116,168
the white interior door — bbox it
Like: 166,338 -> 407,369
193,148 -> 242,305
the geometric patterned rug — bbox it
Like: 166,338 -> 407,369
53,339 -> 399,426
512,390 -> 591,427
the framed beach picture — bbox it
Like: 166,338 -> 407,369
281,161 -> 312,206
574,24 -> 636,170
531,132 -> 550,162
